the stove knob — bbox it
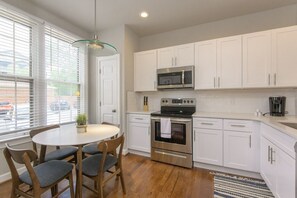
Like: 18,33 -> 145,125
165,100 -> 168,103
187,100 -> 189,103
162,100 -> 165,103
183,100 -> 186,103
191,100 -> 193,103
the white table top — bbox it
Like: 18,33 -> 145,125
32,124 -> 120,146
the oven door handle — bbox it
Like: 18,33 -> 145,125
151,117 -> 192,122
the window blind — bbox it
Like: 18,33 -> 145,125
0,5 -> 87,139
0,7 -> 37,137
45,25 -> 86,125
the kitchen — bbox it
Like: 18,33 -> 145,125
0,0 -> 297,198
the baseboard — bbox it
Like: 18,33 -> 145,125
128,149 -> 151,158
0,166 -> 27,184
123,148 -> 129,155
194,162 -> 262,179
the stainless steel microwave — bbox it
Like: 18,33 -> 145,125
157,66 -> 194,89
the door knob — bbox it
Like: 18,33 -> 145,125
112,109 -> 116,113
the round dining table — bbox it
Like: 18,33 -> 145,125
32,123 -> 120,198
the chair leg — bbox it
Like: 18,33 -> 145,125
119,170 -> 126,194
97,180 -> 103,198
10,188 -> 17,198
51,184 -> 58,196
69,172 -> 75,198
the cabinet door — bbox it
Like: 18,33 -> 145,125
175,43 -> 195,67
224,131 -> 255,171
157,47 -> 175,69
217,36 -> 242,88
243,31 -> 271,88
193,128 -> 223,166
195,40 -> 217,89
272,26 -> 297,87
260,137 -> 276,193
134,50 -> 157,91
275,147 -> 295,198
128,122 -> 151,153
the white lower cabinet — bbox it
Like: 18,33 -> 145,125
223,120 -> 259,172
127,114 -> 151,153
193,128 -> 223,166
193,118 -> 223,166
193,118 -> 258,172
260,124 -> 296,198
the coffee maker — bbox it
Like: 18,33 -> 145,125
269,96 -> 286,116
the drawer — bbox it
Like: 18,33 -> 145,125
193,118 -> 223,130
224,119 -> 253,132
128,114 -> 150,124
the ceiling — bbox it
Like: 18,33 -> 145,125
26,0 -> 297,36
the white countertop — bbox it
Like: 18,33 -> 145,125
126,111 -> 153,115
193,112 -> 297,140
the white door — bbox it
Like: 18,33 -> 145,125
272,26 -> 297,87
97,55 -> 119,125
157,47 -> 174,69
175,43 -> 195,67
128,122 -> 150,153
242,31 -> 271,88
224,131 -> 254,171
217,35 -> 242,88
193,128 -> 223,166
195,40 -> 217,89
134,50 -> 157,91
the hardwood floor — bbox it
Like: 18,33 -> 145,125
0,154 -> 214,198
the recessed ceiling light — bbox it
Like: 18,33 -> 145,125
140,12 -> 149,18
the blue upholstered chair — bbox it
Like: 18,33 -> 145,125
82,122 -> 119,156
29,124 -> 77,165
4,144 -> 74,198
77,134 -> 126,197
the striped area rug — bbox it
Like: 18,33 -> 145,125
212,172 -> 274,198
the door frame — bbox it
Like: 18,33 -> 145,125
96,54 -> 120,124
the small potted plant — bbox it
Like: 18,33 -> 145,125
76,113 -> 87,133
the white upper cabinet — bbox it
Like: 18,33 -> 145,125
217,35 -> 242,89
272,26 -> 297,87
195,40 -> 217,89
134,50 -> 157,92
243,31 -> 271,88
157,43 -> 194,69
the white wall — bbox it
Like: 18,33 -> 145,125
139,4 -> 297,51
1,0 -> 89,38
129,89 -> 297,116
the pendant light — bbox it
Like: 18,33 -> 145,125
72,0 -> 117,56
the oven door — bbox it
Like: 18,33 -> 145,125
151,117 -> 192,154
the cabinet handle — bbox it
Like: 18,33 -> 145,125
171,57 -> 174,66
230,124 -> 245,127
270,148 -> 275,164
274,73 -> 276,85
201,122 -> 214,125
194,130 -> 196,141
135,118 -> 144,120
268,74 -> 270,85
175,57 -> 177,66
214,77 -> 216,88
249,135 -> 251,148
268,145 -> 271,162
218,77 -> 220,88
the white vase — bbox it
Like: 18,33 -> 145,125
76,125 -> 87,133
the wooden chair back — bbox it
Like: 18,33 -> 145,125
29,124 -> 59,164
97,134 -> 124,173
4,144 -> 40,189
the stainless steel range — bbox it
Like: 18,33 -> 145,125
151,98 -> 196,168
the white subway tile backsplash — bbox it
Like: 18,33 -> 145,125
128,88 -> 297,115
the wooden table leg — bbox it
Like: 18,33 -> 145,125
75,145 -> 83,198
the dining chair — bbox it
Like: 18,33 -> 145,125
78,134 -> 126,197
30,124 -> 78,165
3,143 -> 74,198
82,122 -> 119,156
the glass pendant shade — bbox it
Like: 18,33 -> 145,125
72,0 -> 117,56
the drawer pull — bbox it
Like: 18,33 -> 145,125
135,118 -> 144,120
268,145 -> 271,162
201,122 -> 214,125
230,124 -> 245,127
